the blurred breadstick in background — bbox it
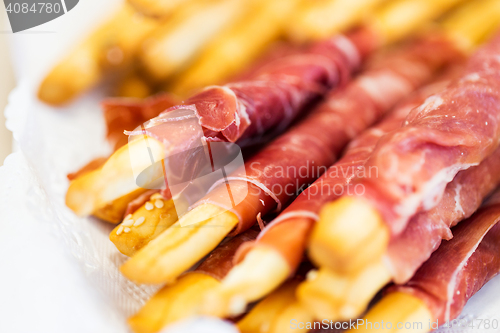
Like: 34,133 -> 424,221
169,0 -> 300,96
38,4 -> 160,105
286,0 -> 388,43
440,0 -> 500,51
139,0 -> 253,82
371,0 -> 468,44
127,0 -> 192,18
115,70 -> 153,99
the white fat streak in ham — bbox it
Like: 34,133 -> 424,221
460,72 -> 480,83
408,95 -> 445,121
443,223 -> 497,322
256,212 -> 266,230
356,72 -> 414,111
256,210 -> 320,239
393,163 -> 477,234
331,34 -> 361,70
453,184 -> 465,215
255,54 -> 342,88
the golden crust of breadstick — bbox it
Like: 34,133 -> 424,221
110,196 -> 179,256
128,272 -> 219,333
38,5 -> 159,105
121,204 -> 239,284
297,263 -> 391,321
286,0 -> 387,43
308,197 -> 389,275
346,292 -> 432,333
169,0 -> 300,96
139,0 -> 247,82
237,280 -> 300,333
66,136 -> 165,218
202,246 -> 290,317
127,0 -> 191,18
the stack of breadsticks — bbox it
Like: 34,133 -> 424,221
51,0 -> 500,332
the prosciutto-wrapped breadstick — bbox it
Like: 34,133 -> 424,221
351,188 -> 500,333
66,94 -> 178,223
310,17 -> 500,275
127,229 -> 257,333
38,4 -> 160,105
120,28 -> 462,286
201,39 -> 465,317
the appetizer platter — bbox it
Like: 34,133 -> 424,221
4,0 -> 500,332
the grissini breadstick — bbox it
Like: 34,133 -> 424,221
167,0 -> 303,96
110,193 -> 178,256
66,94 -> 178,223
139,0 -> 255,82
115,72 -> 153,99
286,0 -> 387,43
127,229 -> 258,333
237,279 -> 312,333
349,188 -> 500,333
38,4 -> 160,105
310,5 -> 500,275
127,0 -> 192,18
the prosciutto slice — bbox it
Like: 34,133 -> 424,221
67,93 -> 178,180
133,28 -> 378,147
200,35 -> 462,238
348,32 -> 500,236
195,229 -> 258,281
386,146 -> 500,283
389,189 -> 500,324
236,74 -> 457,269
103,93 -> 178,150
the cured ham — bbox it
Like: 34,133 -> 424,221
388,189 -> 500,324
202,34 -> 461,236
228,39 -> 462,266
386,146 -> 500,283
345,31 -> 500,236
102,93 -> 179,150
119,34 -> 462,286
67,93 -> 177,180
129,28 -> 376,147
196,229 -> 259,281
